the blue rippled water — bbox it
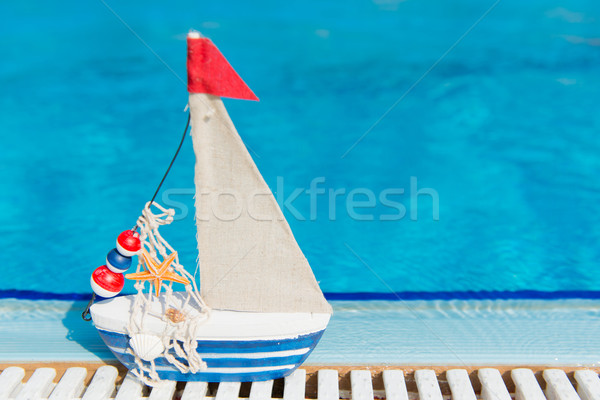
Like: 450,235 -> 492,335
1,0 -> 599,296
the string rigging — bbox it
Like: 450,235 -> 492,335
136,112 -> 191,229
82,112 -> 191,322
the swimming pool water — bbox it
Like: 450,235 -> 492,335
1,0 -> 599,296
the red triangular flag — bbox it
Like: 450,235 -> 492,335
187,34 -> 258,101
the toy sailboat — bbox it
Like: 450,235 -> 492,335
88,31 -> 332,383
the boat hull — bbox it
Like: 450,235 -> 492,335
97,328 -> 325,381
90,295 -> 330,382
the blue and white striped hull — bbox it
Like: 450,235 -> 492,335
97,328 -> 325,382
90,295 -> 330,382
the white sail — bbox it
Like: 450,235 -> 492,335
189,93 -> 332,314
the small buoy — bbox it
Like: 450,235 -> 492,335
116,230 -> 141,257
106,248 -> 132,273
91,265 -> 124,298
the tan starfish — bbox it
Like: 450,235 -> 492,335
126,250 -> 190,296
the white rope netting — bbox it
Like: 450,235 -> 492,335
126,202 -> 211,386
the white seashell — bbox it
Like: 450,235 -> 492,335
129,333 -> 165,362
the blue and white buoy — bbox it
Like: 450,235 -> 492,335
106,248 -> 132,273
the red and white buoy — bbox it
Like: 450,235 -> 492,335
91,265 -> 124,298
116,230 -> 141,257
